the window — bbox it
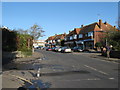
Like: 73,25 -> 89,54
79,34 -> 83,38
50,40 -> 52,43
88,32 -> 93,37
70,36 -> 73,40
57,39 -> 60,42
64,37 -> 67,41
73,34 -> 77,39
85,33 -> 88,37
53,40 -> 55,42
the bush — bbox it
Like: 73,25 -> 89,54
95,42 -> 102,48
22,49 -> 32,57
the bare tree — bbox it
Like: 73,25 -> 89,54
29,24 -> 45,40
17,28 -> 28,35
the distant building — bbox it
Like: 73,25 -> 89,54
33,40 -> 45,48
46,33 -> 66,47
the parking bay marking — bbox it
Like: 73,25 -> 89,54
84,65 -> 109,75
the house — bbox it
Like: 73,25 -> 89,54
64,28 -> 81,47
76,19 -> 117,50
46,19 -> 117,50
54,33 -> 66,46
46,33 -> 66,47
45,35 -> 57,47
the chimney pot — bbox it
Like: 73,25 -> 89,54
104,21 -> 107,24
99,19 -> 102,28
81,25 -> 84,28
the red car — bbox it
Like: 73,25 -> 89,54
46,48 -> 52,51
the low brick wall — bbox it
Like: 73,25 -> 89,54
2,51 -> 25,65
102,51 -> 120,59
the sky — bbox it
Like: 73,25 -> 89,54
2,2 -> 118,40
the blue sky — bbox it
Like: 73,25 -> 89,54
2,2 -> 118,40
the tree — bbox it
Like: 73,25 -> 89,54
29,24 -> 45,40
105,31 -> 120,51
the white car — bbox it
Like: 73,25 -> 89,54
61,47 -> 72,53
55,47 -> 62,52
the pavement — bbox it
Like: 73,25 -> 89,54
2,51 -> 44,89
72,51 -> 120,63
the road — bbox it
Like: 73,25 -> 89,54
35,49 -> 118,88
2,49 -> 119,89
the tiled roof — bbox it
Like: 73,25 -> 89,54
79,22 -> 97,34
54,34 -> 66,40
47,35 -> 56,40
67,28 -> 81,36
79,21 -> 117,34
47,33 -> 66,41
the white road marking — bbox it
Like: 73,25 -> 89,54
84,65 -> 109,75
109,78 -> 115,80
58,78 -> 101,81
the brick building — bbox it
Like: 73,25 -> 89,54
46,33 -> 66,47
64,28 -> 81,47
46,19 -> 117,50
76,19 -> 117,49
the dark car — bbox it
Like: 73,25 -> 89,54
72,46 -> 83,52
36,46 -> 43,49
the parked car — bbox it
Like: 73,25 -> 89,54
51,47 -> 56,51
40,47 -> 44,50
44,47 -> 49,50
54,47 -> 62,52
46,47 -> 52,51
72,46 -> 83,52
61,47 -> 72,53
36,46 -> 44,49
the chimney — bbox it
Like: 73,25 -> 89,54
69,30 -> 71,33
104,21 -> 107,24
99,19 -> 102,28
114,26 -> 116,29
81,25 -> 84,28
55,34 -> 57,36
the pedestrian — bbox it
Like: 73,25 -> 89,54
106,45 -> 111,59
